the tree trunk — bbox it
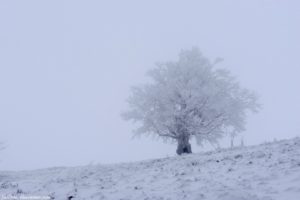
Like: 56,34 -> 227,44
230,135 -> 235,149
176,135 -> 192,155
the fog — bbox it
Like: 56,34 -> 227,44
0,0 -> 299,170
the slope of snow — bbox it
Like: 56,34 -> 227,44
1,138 -> 300,200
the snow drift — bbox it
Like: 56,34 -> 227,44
1,138 -> 300,200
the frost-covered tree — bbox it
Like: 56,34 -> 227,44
0,142 -> 5,152
122,48 -> 259,155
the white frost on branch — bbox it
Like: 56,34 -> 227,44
122,48 -> 259,145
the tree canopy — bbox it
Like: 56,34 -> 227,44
122,48 -> 259,153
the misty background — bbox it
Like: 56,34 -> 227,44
0,0 -> 299,170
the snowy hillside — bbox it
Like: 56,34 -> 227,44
1,138 -> 300,200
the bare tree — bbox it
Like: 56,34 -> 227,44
122,48 -> 259,155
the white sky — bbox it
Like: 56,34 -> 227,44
0,0 -> 299,170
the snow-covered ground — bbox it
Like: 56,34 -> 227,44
1,138 -> 300,200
